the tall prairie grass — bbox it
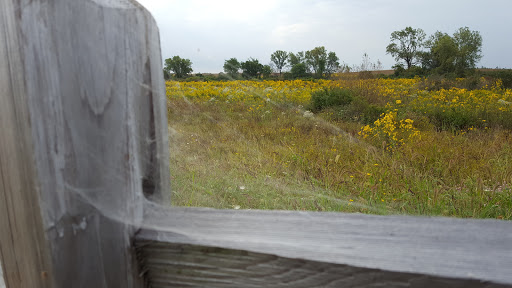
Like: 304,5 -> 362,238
167,78 -> 512,219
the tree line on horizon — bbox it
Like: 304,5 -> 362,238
163,46 -> 341,80
222,46 -> 340,80
163,26 -> 488,80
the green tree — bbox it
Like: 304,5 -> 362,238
325,51 -> 340,76
386,27 -> 426,69
305,46 -> 327,77
241,58 -> 263,79
223,58 -> 241,79
164,56 -> 193,78
421,28 -> 482,76
453,27 -> 483,73
261,65 -> 272,78
288,51 -> 306,67
422,32 -> 458,74
290,63 -> 308,78
270,50 -> 288,76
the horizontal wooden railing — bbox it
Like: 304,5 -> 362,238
135,205 -> 512,287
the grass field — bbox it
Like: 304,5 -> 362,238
167,78 -> 512,219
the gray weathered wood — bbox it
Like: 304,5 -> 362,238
138,205 -> 512,287
0,1 -> 54,286
0,0 -> 169,287
135,242 -> 508,288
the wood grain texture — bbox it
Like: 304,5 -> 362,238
0,1 -> 54,287
0,0 -> 169,287
139,205 -> 512,287
135,242 -> 508,288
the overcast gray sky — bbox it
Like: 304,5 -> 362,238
137,0 -> 510,73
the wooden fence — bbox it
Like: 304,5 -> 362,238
1,0 -> 511,287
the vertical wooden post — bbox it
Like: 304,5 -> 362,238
0,0 -> 169,287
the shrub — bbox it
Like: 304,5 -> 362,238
361,103 -> 387,124
418,75 -> 491,91
216,73 -> 232,81
183,76 -> 205,82
496,70 -> 512,88
429,108 -> 478,131
340,97 -> 386,124
290,63 -> 309,79
310,87 -> 354,112
359,111 -> 421,151
392,65 -> 425,78
481,69 -> 512,89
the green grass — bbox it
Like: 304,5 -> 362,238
168,96 -> 512,219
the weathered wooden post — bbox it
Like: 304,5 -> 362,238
0,0 -> 169,287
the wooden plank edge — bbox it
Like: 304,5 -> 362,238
134,241 -> 509,288
138,204 -> 512,286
